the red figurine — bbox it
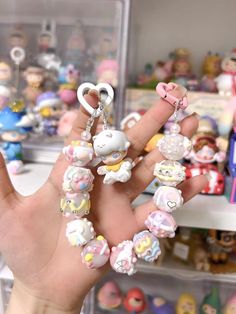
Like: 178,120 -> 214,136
123,288 -> 146,313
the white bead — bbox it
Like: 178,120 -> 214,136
153,186 -> 183,212
81,130 -> 92,141
170,123 -> 181,134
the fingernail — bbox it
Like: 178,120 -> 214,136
191,112 -> 200,120
204,173 -> 212,182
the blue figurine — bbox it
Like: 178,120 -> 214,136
0,107 -> 29,174
148,296 -> 175,314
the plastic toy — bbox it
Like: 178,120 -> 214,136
0,107 -> 29,174
148,295 -> 175,314
58,64 -> 79,106
208,230 -> 236,264
145,210 -> 177,238
38,20 -> 57,53
215,49 -> 236,96
110,240 -> 137,275
200,288 -> 221,314
133,230 -> 161,262
123,288 -> 146,313
35,91 -> 63,136
176,293 -> 197,314
224,294 -> 236,314
97,281 -> 122,310
65,218 -> 95,247
9,25 -> 27,49
93,129 -> 132,184
81,236 -> 110,269
23,64 -> 45,107
63,140 -> 94,167
60,192 -> 91,217
0,62 -> 12,88
173,48 -> 193,87
96,59 -> 118,87
192,247 -> 210,272
200,52 -> 222,93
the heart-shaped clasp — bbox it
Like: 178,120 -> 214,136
77,82 -> 114,117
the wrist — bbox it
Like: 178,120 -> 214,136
7,282 -> 82,314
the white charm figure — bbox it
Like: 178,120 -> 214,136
93,130 -> 133,184
66,218 -> 95,247
63,166 -> 94,193
63,140 -> 94,167
81,236 -> 110,269
110,240 -> 137,275
153,186 -> 183,212
158,124 -> 192,160
154,160 -> 186,187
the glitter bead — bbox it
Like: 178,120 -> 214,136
81,130 -> 91,141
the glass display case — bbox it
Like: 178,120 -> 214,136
0,0 -> 131,163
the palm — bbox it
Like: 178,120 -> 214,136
0,88 -> 207,310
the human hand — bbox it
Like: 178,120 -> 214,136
1,86 -> 208,313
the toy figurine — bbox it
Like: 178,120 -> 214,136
200,288 -> 221,314
97,281 -> 122,310
81,235 -> 110,269
58,64 -> 79,107
123,288 -> 146,313
145,210 -> 177,238
93,130 -> 133,184
65,218 -> 95,247
96,60 -> 118,87
0,85 -> 11,110
176,293 -> 197,314
154,160 -> 186,187
23,64 -> 45,108
133,230 -> 161,262
110,240 -> 137,275
0,107 -> 29,174
35,91 -> 64,136
215,49 -> 236,96
57,110 -> 78,137
224,294 -> 236,314
9,25 -> 27,49
173,48 -> 193,87
192,247 -> 210,272
0,62 -> 12,87
38,20 -> 57,53
148,295 -> 175,314
207,230 -> 236,264
200,52 -> 222,93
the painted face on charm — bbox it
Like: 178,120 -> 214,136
101,150 -> 127,165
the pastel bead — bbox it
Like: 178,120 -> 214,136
153,186 -> 183,212
63,140 -> 94,167
110,240 -> 137,276
60,192 -> 90,218
133,230 -> 161,262
81,235 -> 110,269
63,166 -> 94,193
154,160 -> 186,187
145,210 -> 177,238
66,218 -> 95,247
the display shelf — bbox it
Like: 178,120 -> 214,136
134,193 -> 236,232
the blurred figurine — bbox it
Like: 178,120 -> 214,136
224,294 -> 236,314
35,91 -> 64,136
173,48 -> 193,87
0,85 -> 11,110
0,61 -> 12,87
23,64 -> 45,108
215,49 -> 236,96
192,247 -> 210,271
97,281 -> 122,310
176,293 -> 197,314
208,230 -> 236,264
38,20 -> 57,54
200,52 -> 222,93
0,107 -> 29,174
9,25 -> 27,50
148,296 -> 175,314
58,64 -> 79,107
123,288 -> 146,313
200,288 -> 221,314
97,59 -> 118,87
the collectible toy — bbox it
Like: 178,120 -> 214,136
200,288 -> 221,314
173,48 -> 193,87
97,281 -> 122,310
96,59 -> 118,87
200,52 -> 222,93
0,62 -> 12,87
224,294 -> 236,314
133,230 -> 161,262
148,296 -> 175,314
192,247 -> 210,271
123,288 -> 146,313
58,64 -> 79,106
0,85 -> 11,110
176,293 -> 197,314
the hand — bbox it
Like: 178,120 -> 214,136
1,86 -> 208,313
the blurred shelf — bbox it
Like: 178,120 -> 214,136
134,193 -> 236,232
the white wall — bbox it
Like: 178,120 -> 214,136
128,0 -> 236,82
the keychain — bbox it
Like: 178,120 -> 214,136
77,82 -> 133,185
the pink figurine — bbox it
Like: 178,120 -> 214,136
145,210 -> 177,238
96,59 -> 118,87
97,281 -> 122,310
110,240 -> 137,275
81,235 -> 110,269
